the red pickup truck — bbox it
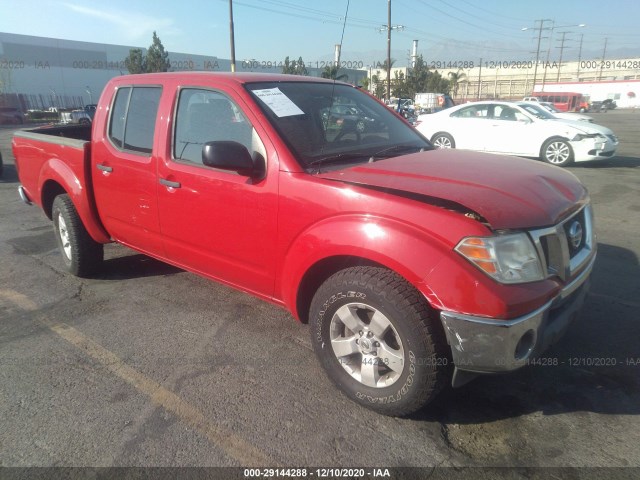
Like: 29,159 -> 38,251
13,73 -> 596,416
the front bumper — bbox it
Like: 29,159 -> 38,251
440,254 -> 595,387
571,136 -> 618,162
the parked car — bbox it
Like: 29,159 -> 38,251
84,104 -> 98,120
416,100 -> 618,167
591,99 -> 617,112
13,73 -> 596,416
321,104 -> 381,134
0,106 -> 26,125
530,101 -> 593,122
60,109 -> 92,125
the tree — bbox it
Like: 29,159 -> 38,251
146,31 -> 171,73
391,71 -> 411,99
426,70 -> 450,95
384,55 -> 452,100
371,74 -> 386,99
448,69 -> 467,98
124,48 -> 147,74
282,56 -> 308,76
124,31 -> 170,74
359,75 -> 370,92
321,65 -> 348,81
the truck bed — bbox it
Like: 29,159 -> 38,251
12,122 -> 110,243
15,123 -> 92,145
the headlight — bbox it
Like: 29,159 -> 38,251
455,233 -> 544,284
572,133 -> 603,141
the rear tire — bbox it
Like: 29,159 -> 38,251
52,194 -> 103,277
309,266 -> 450,416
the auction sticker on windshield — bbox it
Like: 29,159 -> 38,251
252,88 -> 304,117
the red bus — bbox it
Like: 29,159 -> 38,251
528,92 -> 586,112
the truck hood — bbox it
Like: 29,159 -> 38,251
316,149 -> 588,230
549,118 -> 615,135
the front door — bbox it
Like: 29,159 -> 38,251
156,87 -> 278,297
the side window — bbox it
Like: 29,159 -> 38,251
494,106 -> 517,121
107,86 -> 162,155
124,88 -> 162,153
451,105 -> 488,118
109,87 -> 130,148
173,88 -> 253,165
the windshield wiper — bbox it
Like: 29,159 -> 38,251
368,144 -> 425,162
307,152 -> 370,168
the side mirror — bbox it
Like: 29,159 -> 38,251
202,141 -> 256,177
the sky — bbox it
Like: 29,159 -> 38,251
1,0 -> 639,65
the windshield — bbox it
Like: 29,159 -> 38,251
517,102 -> 557,120
246,81 -> 430,170
541,102 -> 560,113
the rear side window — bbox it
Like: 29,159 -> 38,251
108,86 -> 162,154
109,87 -> 130,148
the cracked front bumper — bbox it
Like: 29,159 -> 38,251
440,255 -> 595,387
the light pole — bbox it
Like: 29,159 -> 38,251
85,86 -> 93,104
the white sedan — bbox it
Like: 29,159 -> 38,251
415,101 -> 618,167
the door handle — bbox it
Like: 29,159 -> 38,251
160,178 -> 181,189
96,164 -> 113,173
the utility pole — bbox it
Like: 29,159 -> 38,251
476,58 -> 482,100
541,20 -> 555,89
229,0 -> 236,72
576,33 -> 584,81
556,31 -> 571,82
386,0 -> 391,101
379,0 -> 404,101
599,38 -> 608,81
521,19 -> 552,91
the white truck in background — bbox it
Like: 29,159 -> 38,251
414,93 -> 454,113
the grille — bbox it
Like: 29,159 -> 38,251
529,204 -> 595,282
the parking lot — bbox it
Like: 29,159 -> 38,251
0,110 -> 639,473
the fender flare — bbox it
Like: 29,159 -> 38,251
277,214 -> 450,321
38,158 -> 111,243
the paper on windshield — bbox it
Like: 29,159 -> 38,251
252,88 -> 304,117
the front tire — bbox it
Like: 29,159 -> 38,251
541,137 -> 574,167
431,132 -> 455,149
309,266 -> 449,416
52,194 -> 103,277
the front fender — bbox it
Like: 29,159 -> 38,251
278,214 -> 452,320
39,158 -> 110,243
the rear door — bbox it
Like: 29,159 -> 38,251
92,85 -> 164,256
446,104 -> 491,150
156,86 -> 278,297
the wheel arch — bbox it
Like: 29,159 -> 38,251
41,179 -> 67,219
279,215 -> 454,324
296,255 -> 387,324
38,160 -> 111,243
539,135 -> 571,159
